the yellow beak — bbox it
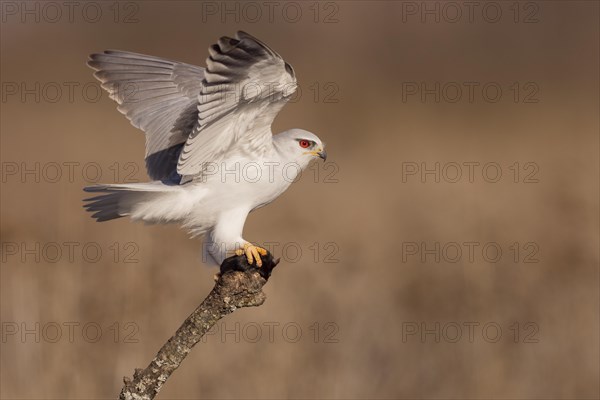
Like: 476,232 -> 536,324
305,148 -> 327,161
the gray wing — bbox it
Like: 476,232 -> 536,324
88,50 -> 204,181
177,31 -> 297,182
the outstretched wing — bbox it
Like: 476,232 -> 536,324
177,31 -> 297,182
88,50 -> 204,181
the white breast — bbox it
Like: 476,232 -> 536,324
182,151 -> 299,265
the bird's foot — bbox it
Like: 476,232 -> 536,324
220,248 -> 280,280
235,243 -> 268,267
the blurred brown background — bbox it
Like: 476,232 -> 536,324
1,1 -> 598,399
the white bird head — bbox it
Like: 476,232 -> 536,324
274,128 -> 327,168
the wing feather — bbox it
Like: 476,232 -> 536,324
88,50 -> 204,181
176,31 -> 297,181
88,32 -> 296,184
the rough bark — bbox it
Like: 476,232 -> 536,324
119,252 -> 279,400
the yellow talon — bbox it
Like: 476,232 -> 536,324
235,243 -> 267,267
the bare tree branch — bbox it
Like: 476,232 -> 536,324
119,252 -> 279,400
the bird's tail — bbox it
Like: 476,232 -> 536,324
83,182 -> 184,223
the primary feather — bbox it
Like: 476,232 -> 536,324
87,50 -> 203,181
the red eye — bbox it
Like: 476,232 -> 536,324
299,140 -> 311,148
